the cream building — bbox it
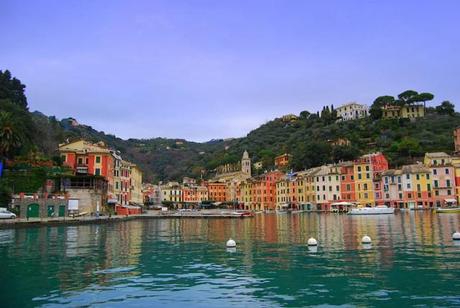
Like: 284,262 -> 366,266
336,102 -> 369,121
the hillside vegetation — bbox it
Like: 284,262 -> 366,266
1,69 -> 459,187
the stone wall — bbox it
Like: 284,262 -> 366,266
11,197 -> 68,219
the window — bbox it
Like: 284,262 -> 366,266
365,166 -> 369,171
447,180 -> 451,187
427,174 -> 430,180
407,183 -> 411,189
96,156 -> 101,163
61,155 -> 66,162
416,174 -> 420,180
433,169 -> 437,175
446,168 -> 449,174
366,173 -> 370,179
406,174 -> 410,180
358,174 -> 362,180
95,168 -> 101,176
358,166 -> 362,172
78,158 -> 83,164
427,184 -> 431,191
434,180 -> 439,188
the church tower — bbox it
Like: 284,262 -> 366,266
241,150 -> 251,176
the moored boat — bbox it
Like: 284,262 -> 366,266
348,205 -> 395,215
436,207 -> 460,214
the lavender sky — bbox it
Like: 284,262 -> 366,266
1,0 -> 459,141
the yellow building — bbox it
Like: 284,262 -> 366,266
129,164 -> 143,205
275,177 -> 289,209
160,182 -> 182,203
239,180 -> 252,210
382,104 -> 425,119
354,160 -> 374,206
400,104 -> 425,118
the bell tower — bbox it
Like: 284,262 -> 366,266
241,150 -> 251,176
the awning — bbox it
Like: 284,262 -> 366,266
331,201 -> 355,206
445,199 -> 457,203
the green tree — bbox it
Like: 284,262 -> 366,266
0,111 -> 24,158
415,92 -> 434,108
369,95 -> 395,120
397,90 -> 419,105
0,70 -> 28,110
435,101 -> 455,116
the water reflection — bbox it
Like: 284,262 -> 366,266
0,212 -> 459,307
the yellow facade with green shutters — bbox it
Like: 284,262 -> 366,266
354,163 -> 374,206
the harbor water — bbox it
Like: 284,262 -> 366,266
1,212 -> 460,307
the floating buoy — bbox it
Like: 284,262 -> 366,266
226,247 -> 237,253
453,232 -> 460,241
226,238 -> 236,247
362,243 -> 372,250
362,235 -> 372,244
307,237 -> 318,246
308,246 -> 318,253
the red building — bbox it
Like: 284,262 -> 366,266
59,140 -> 114,194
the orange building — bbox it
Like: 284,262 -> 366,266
251,170 -> 284,211
275,153 -> 291,169
339,162 -> 356,202
207,181 -> 227,202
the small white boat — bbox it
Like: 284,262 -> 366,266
348,205 -> 395,215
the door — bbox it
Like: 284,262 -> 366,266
27,203 -> 40,218
58,205 -> 66,217
47,205 -> 55,217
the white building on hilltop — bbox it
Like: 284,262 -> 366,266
336,102 -> 369,121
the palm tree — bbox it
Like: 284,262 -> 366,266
0,111 -> 23,158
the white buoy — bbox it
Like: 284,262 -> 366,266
361,235 -> 372,244
308,246 -> 318,253
362,243 -> 372,250
453,232 -> 460,241
226,238 -> 236,247
226,247 -> 237,253
307,237 -> 318,246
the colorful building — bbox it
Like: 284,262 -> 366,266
160,182 -> 182,203
353,153 -> 388,206
207,181 -> 227,202
424,152 -> 456,207
382,164 -> 432,209
336,102 -> 369,121
314,164 -> 341,211
275,153 -> 291,169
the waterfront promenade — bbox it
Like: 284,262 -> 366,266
0,210 -> 256,229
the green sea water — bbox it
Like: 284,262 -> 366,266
1,212 -> 460,307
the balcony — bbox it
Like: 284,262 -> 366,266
75,164 -> 89,174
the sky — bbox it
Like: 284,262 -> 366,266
1,0 -> 459,142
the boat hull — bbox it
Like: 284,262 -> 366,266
436,208 -> 460,213
348,207 -> 395,215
